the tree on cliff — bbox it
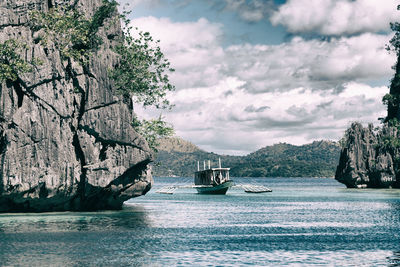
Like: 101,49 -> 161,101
28,0 -> 175,151
383,5 -> 400,122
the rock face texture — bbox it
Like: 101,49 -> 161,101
335,122 -> 400,188
0,0 -> 153,212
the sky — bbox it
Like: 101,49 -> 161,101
117,0 -> 399,155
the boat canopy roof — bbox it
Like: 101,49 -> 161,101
195,168 -> 230,173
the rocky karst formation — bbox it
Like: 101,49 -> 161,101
0,0 -> 154,211
336,122 -> 400,188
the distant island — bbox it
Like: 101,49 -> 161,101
153,137 -> 341,178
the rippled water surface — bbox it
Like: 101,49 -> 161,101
1,177 -> 400,266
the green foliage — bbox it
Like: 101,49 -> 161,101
379,135 -> 400,151
387,8 -> 400,54
29,0 -> 117,63
387,118 -> 400,128
0,39 -> 35,82
383,5 -> 400,121
133,116 -> 174,152
110,17 -> 175,109
382,93 -> 399,107
90,0 -> 118,34
386,6 -> 400,56
374,119 -> 400,151
111,10 -> 176,145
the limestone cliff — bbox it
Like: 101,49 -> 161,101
335,122 -> 400,188
0,0 -> 154,212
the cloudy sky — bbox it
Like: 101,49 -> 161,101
119,0 -> 398,155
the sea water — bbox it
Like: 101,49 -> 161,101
1,177 -> 400,266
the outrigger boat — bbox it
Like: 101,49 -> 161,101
156,158 -> 272,195
194,159 -> 233,195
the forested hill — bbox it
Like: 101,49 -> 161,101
153,137 -> 341,177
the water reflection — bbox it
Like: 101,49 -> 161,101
387,251 -> 400,266
386,202 -> 400,266
0,204 -> 151,233
0,204 -> 153,267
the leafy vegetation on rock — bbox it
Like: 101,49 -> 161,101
132,116 -> 174,152
0,39 -> 37,82
110,27 -> 175,109
29,0 -> 117,64
27,0 -> 175,152
153,137 -> 341,178
374,119 -> 400,154
28,0 -> 175,108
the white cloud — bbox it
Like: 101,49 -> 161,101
131,16 -> 394,155
225,33 -> 394,93
133,17 -> 394,93
131,17 -> 225,88
131,17 -> 222,52
271,0 -> 399,35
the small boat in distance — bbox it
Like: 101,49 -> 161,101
156,158 -> 272,195
194,158 -> 233,194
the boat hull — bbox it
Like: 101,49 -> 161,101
195,181 -> 233,195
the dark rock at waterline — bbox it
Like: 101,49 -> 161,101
0,0 -> 153,212
335,122 -> 400,188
